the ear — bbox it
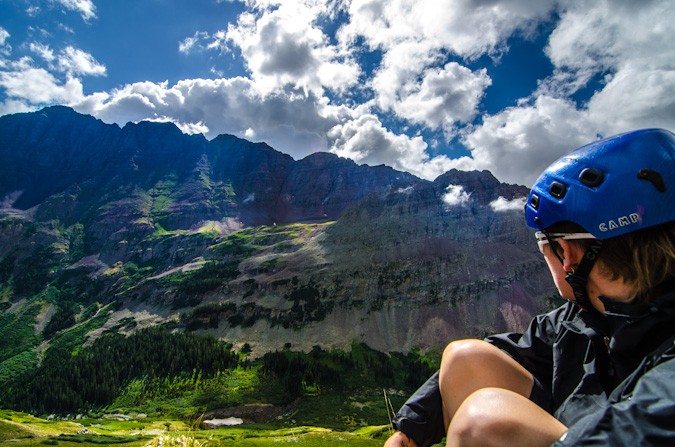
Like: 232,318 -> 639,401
558,239 -> 585,273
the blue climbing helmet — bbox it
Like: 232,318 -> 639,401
526,128 -> 675,238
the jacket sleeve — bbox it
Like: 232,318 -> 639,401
486,303 -> 572,386
392,304 -> 571,447
392,371 -> 446,447
553,356 -> 675,446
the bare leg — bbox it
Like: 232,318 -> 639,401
438,339 -> 535,429
446,388 -> 567,447
386,339 -> 556,447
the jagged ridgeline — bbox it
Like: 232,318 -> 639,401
0,107 -> 559,416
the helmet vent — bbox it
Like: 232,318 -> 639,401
638,168 -> 666,192
549,182 -> 567,199
579,168 -> 604,188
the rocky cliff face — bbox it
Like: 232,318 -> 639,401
279,152 -> 413,223
203,170 -> 555,355
0,107 -> 559,358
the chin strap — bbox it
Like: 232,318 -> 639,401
564,239 -> 604,311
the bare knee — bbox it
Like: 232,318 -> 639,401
440,339 -> 532,395
438,339 -> 534,431
447,388 -> 567,447
448,388 -> 516,447
438,340 -> 506,427
441,339 -> 495,368
439,339 -> 507,388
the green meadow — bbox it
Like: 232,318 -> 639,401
0,407 -> 393,446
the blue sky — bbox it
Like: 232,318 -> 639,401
1,0 -> 674,187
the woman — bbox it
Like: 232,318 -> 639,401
385,128 -> 675,446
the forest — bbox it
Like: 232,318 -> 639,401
0,326 -> 436,418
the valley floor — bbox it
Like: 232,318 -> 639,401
0,409 -> 393,446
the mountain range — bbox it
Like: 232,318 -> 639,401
0,106 -> 558,360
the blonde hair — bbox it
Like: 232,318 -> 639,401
548,221 -> 675,302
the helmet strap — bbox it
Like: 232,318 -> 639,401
564,239 -> 604,311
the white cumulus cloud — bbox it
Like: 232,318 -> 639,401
442,184 -> 472,207
179,31 -> 211,54
224,1 -> 360,96
339,0 -> 555,59
72,77 -> 340,160
29,43 -> 56,62
326,112 -> 457,179
0,43 -> 104,112
458,95 -> 597,187
57,46 -> 106,76
392,62 -> 491,135
55,0 -> 96,21
460,0 -> 675,186
490,196 -> 527,212
0,57 -> 85,104
0,28 -> 13,57
341,0 -> 556,139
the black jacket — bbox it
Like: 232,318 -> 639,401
393,289 -> 675,446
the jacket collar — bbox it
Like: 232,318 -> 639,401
561,287 -> 675,335
601,287 -> 675,322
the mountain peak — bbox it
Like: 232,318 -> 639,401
0,107 -> 418,227
434,169 -> 528,204
298,151 -> 355,169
